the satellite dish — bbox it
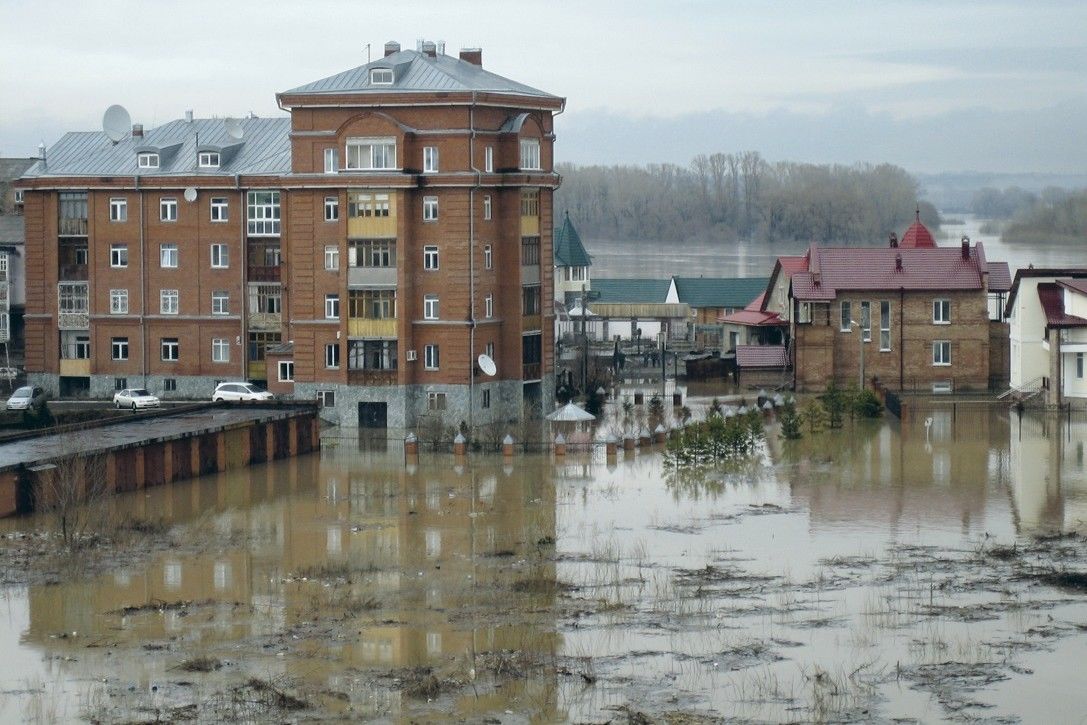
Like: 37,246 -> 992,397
102,104 -> 131,143
477,354 -> 497,377
224,118 -> 244,140
183,187 -> 198,203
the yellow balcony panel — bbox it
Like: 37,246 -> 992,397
520,215 -> 540,237
522,314 -> 542,332
59,359 -> 90,377
348,318 -> 397,338
248,312 -> 282,331
248,362 -> 268,380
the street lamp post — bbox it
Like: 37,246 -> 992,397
850,319 -> 865,389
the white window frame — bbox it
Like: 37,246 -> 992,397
933,298 -> 951,324
840,301 -> 851,332
137,152 -> 159,169
324,147 -> 338,173
423,146 -> 439,173
424,344 -> 439,370
210,197 -> 229,222
879,300 -> 891,352
933,340 -> 951,366
160,197 -> 177,222
110,244 -> 128,268
211,338 -> 230,363
485,294 -> 493,319
519,138 -> 541,170
247,191 -> 280,236
427,391 -> 446,410
423,245 -> 439,271
13,189 -> 24,204
325,294 -> 340,320
111,337 -> 129,361
424,294 -> 439,320
160,289 -> 179,315
198,151 -> 220,168
324,245 -> 340,271
422,196 -> 438,221
109,197 -> 127,222
345,136 -> 397,171
370,67 -> 394,85
161,338 -> 179,361
483,195 -> 491,220
324,196 -> 339,221
210,243 -> 229,268
859,301 -> 872,342
278,360 -> 295,382
484,146 -> 493,173
109,289 -> 129,314
484,244 -> 492,270
325,343 -> 340,369
317,390 -> 336,407
160,243 -> 178,268
212,290 -> 229,315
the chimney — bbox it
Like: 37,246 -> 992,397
416,38 -> 424,52
437,40 -> 445,55
37,142 -> 46,160
459,47 -> 482,66
889,232 -> 898,248
895,253 -> 903,272
961,235 -> 970,260
422,40 -> 436,57
132,123 -> 143,138
384,40 -> 400,57
184,109 -> 193,123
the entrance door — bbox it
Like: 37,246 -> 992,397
358,402 -> 388,429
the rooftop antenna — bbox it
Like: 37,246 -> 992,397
224,118 -> 244,140
102,104 -> 132,143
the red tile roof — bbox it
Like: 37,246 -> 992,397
719,308 -> 786,326
900,209 -> 937,248
1038,283 -> 1087,328
987,262 -> 1012,292
745,292 -> 766,311
736,345 -> 788,368
1058,278 -> 1087,296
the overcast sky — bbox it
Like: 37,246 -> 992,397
2,0 -> 1085,173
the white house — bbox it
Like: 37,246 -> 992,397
1006,268 -> 1087,407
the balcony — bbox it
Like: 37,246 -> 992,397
520,214 -> 539,237
247,361 -> 267,380
522,314 -> 541,332
348,318 -> 397,338
58,283 -> 89,330
60,359 -> 91,377
59,263 -> 89,281
347,369 -> 397,386
247,264 -> 281,282
522,362 -> 542,381
521,264 -> 540,285
58,218 -> 88,237
348,266 -> 396,287
248,312 -> 282,331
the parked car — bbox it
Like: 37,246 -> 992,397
6,386 -> 47,411
113,388 -> 160,410
212,382 -> 274,402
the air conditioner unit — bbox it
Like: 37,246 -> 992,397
932,381 -> 953,394
406,349 -> 417,361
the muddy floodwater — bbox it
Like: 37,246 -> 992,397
1,405 -> 1086,722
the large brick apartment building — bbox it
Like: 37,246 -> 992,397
16,41 -> 563,429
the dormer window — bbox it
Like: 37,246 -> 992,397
370,68 -> 394,85
198,151 -> 220,168
137,152 -> 160,169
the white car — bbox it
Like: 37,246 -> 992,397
212,382 -> 274,402
114,388 -> 160,410
6,386 -> 46,411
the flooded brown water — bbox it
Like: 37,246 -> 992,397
1,406 -> 1086,722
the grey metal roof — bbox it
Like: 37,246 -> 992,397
22,117 -> 291,178
282,49 -> 558,99
0,158 -> 37,184
0,215 -> 24,245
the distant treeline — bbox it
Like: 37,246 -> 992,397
555,152 -> 940,244
971,186 -> 1087,245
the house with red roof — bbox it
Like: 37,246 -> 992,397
1005,268 -> 1087,407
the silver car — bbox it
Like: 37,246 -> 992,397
113,388 -> 160,410
212,382 -> 274,402
6,386 -> 46,411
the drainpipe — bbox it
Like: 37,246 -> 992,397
899,287 -> 904,391
237,174 -> 247,381
137,174 -> 147,387
467,92 -> 480,431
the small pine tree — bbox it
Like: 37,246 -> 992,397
801,398 -> 829,433
820,383 -> 847,428
852,388 -> 884,418
708,397 -> 723,418
647,394 -> 665,430
779,401 -> 803,440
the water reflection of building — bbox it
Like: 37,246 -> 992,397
1008,411 -> 1087,534
21,448 -> 561,720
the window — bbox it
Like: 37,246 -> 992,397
210,197 -> 229,222
519,138 -> 541,170
324,196 -> 339,221
349,289 -> 396,319
278,360 -> 294,382
325,246 -> 339,270
423,245 -> 439,270
325,294 -> 340,319
880,300 -> 891,351
796,301 -> 811,324
111,337 -> 129,361
427,391 -> 447,410
424,344 -> 439,370
61,332 -> 90,360
212,338 -> 230,363
933,298 -> 951,324
114,378 -> 127,391
424,294 -> 439,320
521,236 -> 540,266
160,243 -> 178,268
370,67 -> 393,84
485,341 -> 494,360
324,147 -> 338,173
347,240 -> 395,269
163,378 -> 177,392
485,294 -> 493,318
211,243 -> 229,268
137,152 -> 159,169
933,340 -> 951,366
348,192 -> 390,218
345,137 -> 396,170
198,151 -> 220,168
161,338 -> 179,361
110,244 -> 128,268
484,146 -> 494,173
254,284 -> 281,314
109,198 -> 127,222
248,331 -> 281,361
484,244 -> 492,270
325,343 -> 340,369
212,290 -> 229,315
110,289 -> 128,314
160,198 -> 177,222
840,301 -> 851,332
859,301 -> 871,342
247,191 -> 280,235
348,339 -> 398,370
522,285 -> 541,316
160,289 -> 179,314
1075,351 -> 1084,378
483,195 -> 491,220
481,389 -> 490,409
423,196 -> 438,221
566,266 -> 587,282
521,189 -> 539,216
14,189 -> 24,204
317,390 -> 336,408
423,146 -> 439,173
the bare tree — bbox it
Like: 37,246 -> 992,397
35,449 -> 110,548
